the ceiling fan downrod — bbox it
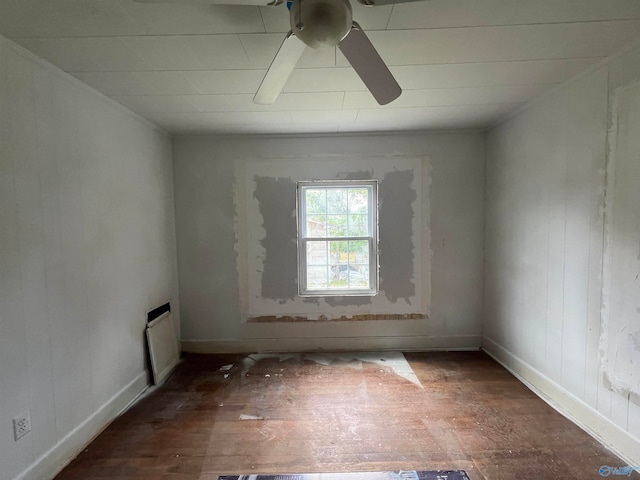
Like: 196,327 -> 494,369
294,0 -> 304,31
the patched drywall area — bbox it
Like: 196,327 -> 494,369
234,155 -> 430,322
253,176 -> 298,302
601,80 -> 640,397
379,170 -> 418,303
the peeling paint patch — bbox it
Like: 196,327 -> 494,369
600,81 -> 640,396
338,170 -> 374,181
379,170 -> 417,303
253,176 -> 298,301
240,156 -> 428,321
325,296 -> 372,307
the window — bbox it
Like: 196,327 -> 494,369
297,180 -> 378,296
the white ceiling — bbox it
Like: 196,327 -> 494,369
2,0 -> 640,135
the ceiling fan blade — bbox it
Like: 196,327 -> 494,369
338,22 -> 401,105
254,31 -> 306,105
133,0 -> 281,5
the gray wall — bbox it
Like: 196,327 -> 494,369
173,132 -> 485,352
0,37 -> 179,480
484,43 -> 640,459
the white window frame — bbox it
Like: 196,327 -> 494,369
297,180 -> 379,296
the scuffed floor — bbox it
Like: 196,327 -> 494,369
55,352 -> 637,480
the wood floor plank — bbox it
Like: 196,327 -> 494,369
54,352 -> 637,480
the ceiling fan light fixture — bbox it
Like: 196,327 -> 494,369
290,0 -> 353,49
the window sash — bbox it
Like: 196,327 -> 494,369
300,238 -> 376,295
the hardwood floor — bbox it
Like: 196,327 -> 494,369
54,352 -> 636,480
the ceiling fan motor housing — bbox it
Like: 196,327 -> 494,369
290,0 -> 353,49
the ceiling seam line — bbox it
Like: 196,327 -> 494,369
60,55 -> 610,74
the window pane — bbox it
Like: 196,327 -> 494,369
307,266 -> 328,289
348,240 -> 369,264
348,188 -> 369,213
306,241 -> 328,265
305,189 -> 326,214
306,215 -> 327,237
329,279 -> 348,288
329,240 -> 348,265
326,189 -> 347,214
348,214 -> 368,236
348,265 -> 369,288
327,214 -> 347,237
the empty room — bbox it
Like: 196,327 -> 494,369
1,0 -> 639,479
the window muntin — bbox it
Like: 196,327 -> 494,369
297,181 -> 378,296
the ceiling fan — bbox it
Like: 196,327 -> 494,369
134,0 -> 425,105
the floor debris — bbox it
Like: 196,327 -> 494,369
239,414 -> 264,421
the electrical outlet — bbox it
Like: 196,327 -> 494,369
13,411 -> 31,441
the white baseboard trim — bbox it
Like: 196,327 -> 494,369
182,335 -> 483,354
14,371 -> 149,480
482,336 -> 640,466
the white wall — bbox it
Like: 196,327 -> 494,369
173,132 -> 485,352
484,42 -> 640,463
0,37 -> 179,480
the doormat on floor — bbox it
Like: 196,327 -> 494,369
219,471 -> 470,480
